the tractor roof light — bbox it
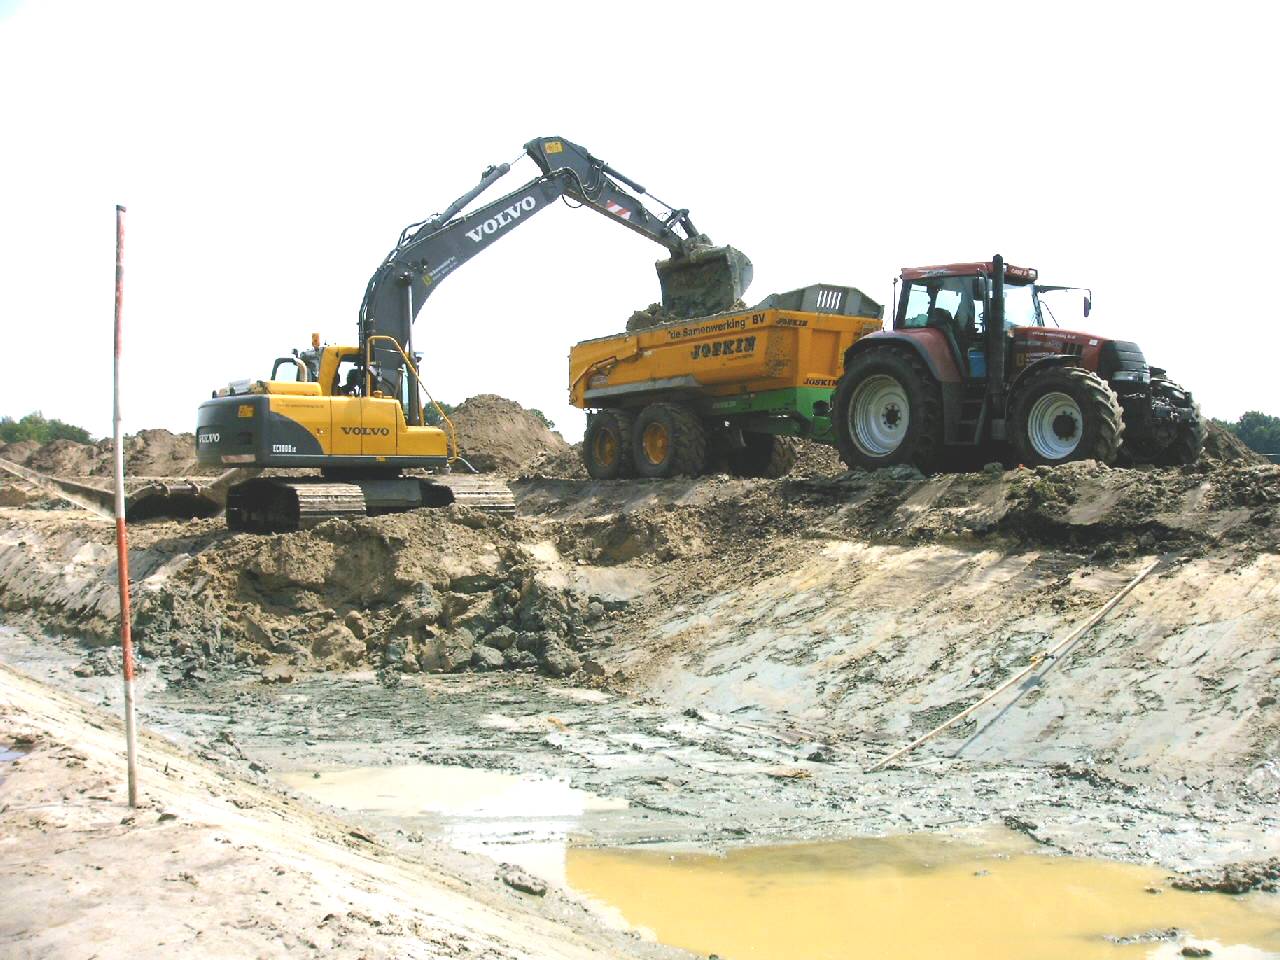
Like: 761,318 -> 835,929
900,261 -> 1038,283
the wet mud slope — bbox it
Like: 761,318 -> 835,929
1,457 -> 1278,878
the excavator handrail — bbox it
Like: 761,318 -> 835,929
364,334 -> 461,463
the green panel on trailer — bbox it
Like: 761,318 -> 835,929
706,386 -> 839,446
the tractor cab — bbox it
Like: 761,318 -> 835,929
895,261 -> 1047,384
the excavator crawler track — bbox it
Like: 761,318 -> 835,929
225,474 -> 514,533
428,475 -> 516,515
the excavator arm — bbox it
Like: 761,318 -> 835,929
358,136 -> 751,421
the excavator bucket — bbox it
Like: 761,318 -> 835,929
656,245 -> 753,319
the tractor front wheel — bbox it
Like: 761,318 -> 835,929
1011,366 -> 1124,466
1157,403 -> 1208,466
632,403 -> 708,478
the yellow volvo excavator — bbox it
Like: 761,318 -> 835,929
196,136 -> 751,532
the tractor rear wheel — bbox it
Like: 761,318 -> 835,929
632,403 -> 708,478
1011,366 -> 1124,466
832,348 -> 943,472
583,409 -> 636,479
728,432 -> 797,479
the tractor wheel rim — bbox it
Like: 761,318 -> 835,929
594,429 -> 618,467
642,422 -> 670,465
850,374 -> 909,457
1027,391 -> 1083,460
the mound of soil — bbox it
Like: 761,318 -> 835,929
449,395 -> 571,475
1204,421 -> 1267,464
0,430 -> 212,478
521,442 -> 588,479
792,439 -> 846,476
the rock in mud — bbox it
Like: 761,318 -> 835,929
1170,858 -> 1280,894
480,625 -> 516,651
1105,928 -> 1181,945
539,640 -> 581,678
418,628 -> 475,673
471,646 -> 505,672
497,864 -> 546,897
343,610 -> 368,639
310,623 -> 364,664
261,662 -> 297,684
506,649 -> 538,670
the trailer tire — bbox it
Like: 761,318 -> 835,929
632,403 -> 708,478
833,348 -> 943,472
728,433 -> 797,479
583,409 -> 636,480
1011,366 -> 1124,466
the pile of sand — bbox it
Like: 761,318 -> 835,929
0,429 -> 213,478
1204,421 -> 1267,464
449,395 -> 572,474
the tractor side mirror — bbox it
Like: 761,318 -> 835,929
1083,295 -> 1092,318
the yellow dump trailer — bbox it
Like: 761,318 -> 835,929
569,284 -> 883,479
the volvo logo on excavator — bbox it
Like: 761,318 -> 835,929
340,426 -> 391,436
465,196 -> 537,242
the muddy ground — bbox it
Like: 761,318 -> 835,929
2,451 -> 1279,885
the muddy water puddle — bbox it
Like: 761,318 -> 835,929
281,763 -> 628,881
279,762 -> 1279,958
566,835 -> 1280,960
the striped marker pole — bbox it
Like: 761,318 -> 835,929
113,204 -> 140,808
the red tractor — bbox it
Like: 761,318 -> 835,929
831,254 -> 1205,471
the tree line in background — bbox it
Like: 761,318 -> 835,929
1212,411 -> 1280,456
0,412 -> 93,445
5,406 -> 1270,454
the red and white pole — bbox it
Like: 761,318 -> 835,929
113,204 -> 140,808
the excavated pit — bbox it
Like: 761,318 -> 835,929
1,429 -> 1278,953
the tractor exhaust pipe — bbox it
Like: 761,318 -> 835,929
989,253 -> 1006,415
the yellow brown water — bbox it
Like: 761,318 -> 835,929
565,835 -> 1280,960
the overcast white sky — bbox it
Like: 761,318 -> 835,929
1,0 -> 1276,442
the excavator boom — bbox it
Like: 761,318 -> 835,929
359,136 -> 751,417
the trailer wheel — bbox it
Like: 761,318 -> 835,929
632,403 -> 708,478
833,348 -> 942,472
1011,366 -> 1124,466
583,410 -> 637,479
728,432 -> 797,479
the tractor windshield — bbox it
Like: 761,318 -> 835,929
897,274 -> 1052,332
1004,284 -> 1042,328
1034,286 -> 1091,328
